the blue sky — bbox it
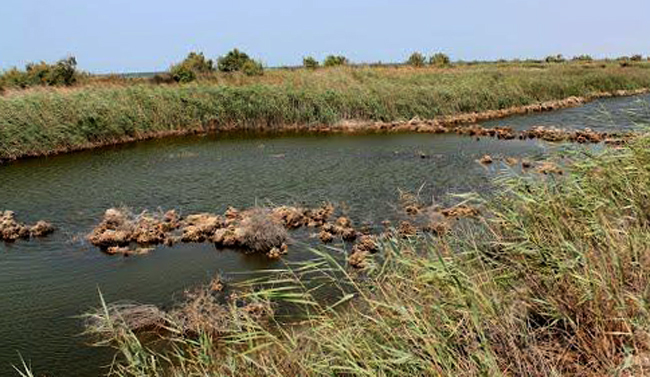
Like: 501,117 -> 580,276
2,0 -> 649,73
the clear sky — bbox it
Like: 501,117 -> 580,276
2,0 -> 649,73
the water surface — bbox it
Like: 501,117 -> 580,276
0,94 -> 647,376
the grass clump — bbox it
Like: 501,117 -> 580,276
87,135 -> 650,376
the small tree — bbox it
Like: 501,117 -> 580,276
50,56 -> 78,86
572,55 -> 593,62
631,54 -> 643,62
303,56 -> 319,69
242,60 -> 264,76
407,52 -> 426,67
170,64 -> 197,83
429,53 -> 450,66
545,54 -> 566,63
324,55 -> 348,67
169,52 -> 214,83
217,49 -> 253,72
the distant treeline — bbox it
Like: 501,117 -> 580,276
1,50 -> 649,91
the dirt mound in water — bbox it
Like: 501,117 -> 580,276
348,235 -> 380,269
88,203 -> 340,258
0,210 -> 55,242
87,208 -> 181,250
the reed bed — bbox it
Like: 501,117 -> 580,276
2,62 -> 650,161
83,133 -> 650,376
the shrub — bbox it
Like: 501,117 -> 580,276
545,54 -> 566,63
1,67 -> 29,88
149,73 -> 175,85
170,64 -> 196,83
407,52 -> 426,67
49,56 -> 78,86
631,54 -> 644,62
429,52 -> 450,66
242,60 -> 264,76
0,56 -> 79,88
169,52 -> 214,83
323,55 -> 348,67
217,49 -> 253,72
572,54 -> 593,62
303,56 -> 319,69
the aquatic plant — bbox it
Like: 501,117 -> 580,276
87,133 -> 650,376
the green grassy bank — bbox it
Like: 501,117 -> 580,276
79,134 -> 650,376
1,62 -> 650,161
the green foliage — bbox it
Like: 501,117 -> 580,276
631,54 -> 644,62
170,64 -> 197,83
217,49 -> 253,73
429,52 -> 451,66
169,52 -> 214,83
545,54 -> 566,63
87,135 -> 650,376
406,52 -> 426,67
572,54 -> 593,61
323,55 -> 348,67
242,60 -> 264,76
2,63 -> 650,160
303,56 -> 320,69
0,56 -> 79,88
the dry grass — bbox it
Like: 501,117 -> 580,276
83,133 -> 650,376
2,61 -> 650,161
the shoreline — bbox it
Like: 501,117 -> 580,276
1,88 -> 647,164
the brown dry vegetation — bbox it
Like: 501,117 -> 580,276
2,61 -> 650,161
86,133 -> 650,377
0,210 -> 54,242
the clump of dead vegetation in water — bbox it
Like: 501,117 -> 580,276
0,210 -> 54,242
87,203 -> 342,258
85,134 -> 650,376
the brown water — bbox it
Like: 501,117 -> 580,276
0,93 -> 648,376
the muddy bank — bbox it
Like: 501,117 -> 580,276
2,89 -> 647,163
0,211 -> 54,242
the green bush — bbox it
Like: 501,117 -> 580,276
407,52 -> 426,67
323,55 -> 348,67
303,56 -> 320,69
0,56 -> 79,88
170,64 -> 197,83
242,60 -> 264,76
631,54 -> 644,62
572,54 -> 593,62
429,52 -> 450,66
217,49 -> 253,72
169,52 -> 214,83
545,54 -> 566,63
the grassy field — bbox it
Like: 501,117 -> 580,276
81,133 -> 650,376
1,61 -> 650,161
